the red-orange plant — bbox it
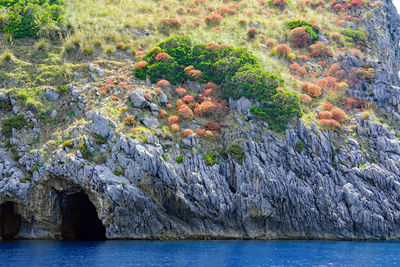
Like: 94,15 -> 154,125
182,129 -> 194,138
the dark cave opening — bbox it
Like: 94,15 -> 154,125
0,202 -> 21,241
60,191 -> 106,241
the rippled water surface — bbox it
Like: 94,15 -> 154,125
0,240 -> 399,266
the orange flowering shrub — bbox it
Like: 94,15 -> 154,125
166,103 -> 172,109
316,77 -> 339,91
302,83 -> 322,97
158,18 -> 181,34
309,42 -> 333,58
247,27 -> 259,38
205,82 -> 218,90
144,93 -> 152,101
175,88 -> 187,96
155,52 -> 170,62
322,102 -> 333,110
184,66 -> 203,80
331,108 -> 346,122
133,61 -> 147,69
196,129 -> 206,137
318,111 -> 333,119
99,87 -> 107,95
275,44 -> 291,56
238,19 -> 247,26
319,119 -> 340,127
193,100 -> 217,116
205,13 -> 223,26
177,104 -> 194,120
217,7 -> 237,16
182,129 -> 194,138
182,95 -> 195,104
290,27 -> 312,47
325,63 -> 346,80
290,63 -> 307,76
158,109 -> 167,119
175,99 -> 184,108
168,115 -> 180,124
124,114 -> 136,125
204,121 -> 220,131
299,94 -> 312,103
170,123 -> 180,132
345,97 -> 367,110
157,79 -> 171,87
266,40 -> 275,47
135,51 -> 145,58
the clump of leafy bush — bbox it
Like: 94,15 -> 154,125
0,0 -> 65,38
227,145 -> 245,165
136,35 -> 303,131
204,152 -> 219,166
175,155 -> 184,163
1,115 -> 25,136
340,29 -> 367,45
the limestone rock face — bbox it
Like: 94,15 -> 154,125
2,115 -> 400,240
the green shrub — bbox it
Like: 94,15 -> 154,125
251,91 -> 303,132
340,29 -> 367,45
225,65 -> 283,100
295,141 -> 305,152
1,0 -> 65,38
288,19 -> 314,30
134,66 -> 147,80
62,140 -> 73,148
157,35 -> 193,66
304,26 -> 318,42
227,145 -> 245,165
147,58 -> 182,84
1,114 -> 25,136
175,155 -> 184,163
204,152 -> 219,166
162,154 -> 167,161
77,142 -> 92,160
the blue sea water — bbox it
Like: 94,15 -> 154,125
0,240 -> 399,267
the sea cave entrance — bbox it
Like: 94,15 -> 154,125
60,191 -> 106,241
0,201 -> 21,241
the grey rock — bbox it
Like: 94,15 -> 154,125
130,89 -> 148,109
50,110 -> 57,119
96,67 -> 106,77
45,88 -> 59,101
89,114 -> 113,139
158,93 -> 168,106
141,118 -> 159,128
0,91 -> 7,103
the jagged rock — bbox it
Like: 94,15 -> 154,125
141,118 -> 159,128
89,114 -> 113,139
130,89 -> 148,109
96,67 -> 106,77
45,88 -> 59,101
0,91 -> 7,103
50,110 -> 57,119
158,92 -> 168,106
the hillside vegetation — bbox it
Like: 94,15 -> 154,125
0,0 -> 392,162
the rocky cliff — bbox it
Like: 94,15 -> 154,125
1,0 -> 400,240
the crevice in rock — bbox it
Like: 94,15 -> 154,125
60,190 -> 106,241
0,201 -> 22,241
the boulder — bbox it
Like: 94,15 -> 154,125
45,88 -> 59,101
130,89 -> 148,109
